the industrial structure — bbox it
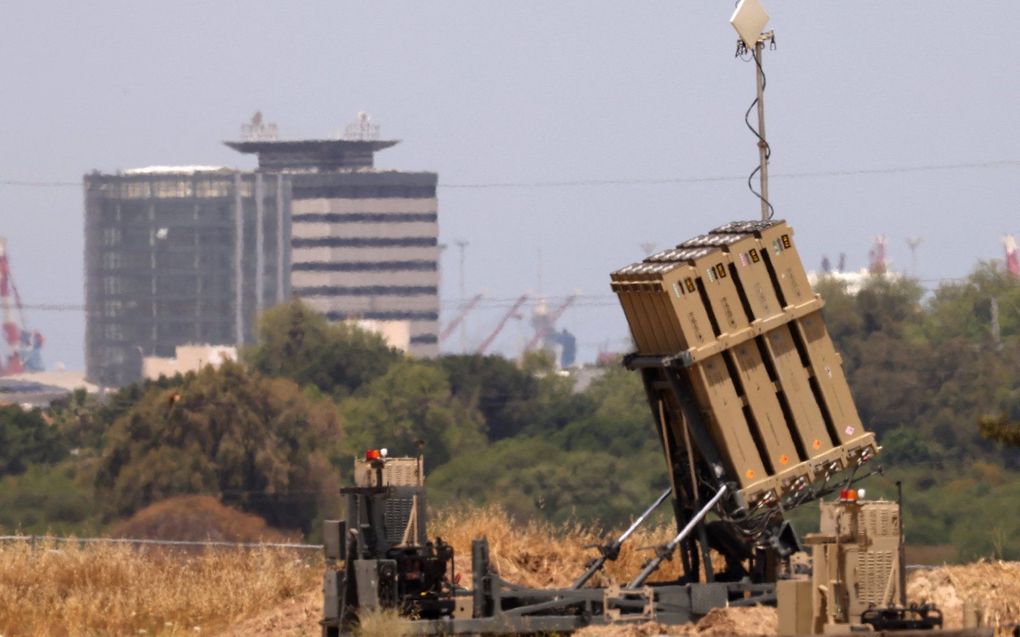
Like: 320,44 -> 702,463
84,114 -> 439,386
0,237 -> 44,376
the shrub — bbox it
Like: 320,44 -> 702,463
111,495 -> 292,543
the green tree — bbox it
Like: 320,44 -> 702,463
94,361 -> 341,532
854,277 -> 924,338
48,381 -> 172,451
923,261 -> 1020,345
339,360 -> 487,470
438,352 -> 591,442
0,461 -> 100,535
428,437 -> 668,526
979,414 -> 1020,447
812,277 -> 861,346
0,405 -> 68,476
245,299 -> 402,396
427,362 -> 668,526
513,351 -> 596,438
553,365 -> 660,458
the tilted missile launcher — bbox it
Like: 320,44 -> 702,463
612,220 -> 877,512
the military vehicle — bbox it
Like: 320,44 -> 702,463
318,220 -> 968,636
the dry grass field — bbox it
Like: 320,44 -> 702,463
2,506 -> 1019,636
430,505 -> 703,588
0,506 -> 690,637
908,561 -> 1020,629
0,539 -> 317,637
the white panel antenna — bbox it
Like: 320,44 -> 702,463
730,0 -> 770,49
730,0 -> 776,221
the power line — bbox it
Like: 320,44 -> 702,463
16,296 -> 624,314
0,179 -> 80,187
0,535 -> 322,551
16,279 -> 989,315
2,159 -> 1018,191
442,159 -> 1020,188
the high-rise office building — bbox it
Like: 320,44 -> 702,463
84,119 -> 439,386
84,167 -> 290,387
225,135 -> 439,359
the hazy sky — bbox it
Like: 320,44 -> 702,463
2,1 -> 1018,371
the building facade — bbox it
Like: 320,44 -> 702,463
84,167 -> 290,386
225,138 -> 440,359
84,130 -> 438,386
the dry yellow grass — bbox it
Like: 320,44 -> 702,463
0,538 -> 317,637
431,505 -> 714,589
12,505 -> 1017,636
0,505 -> 729,636
908,560 -> 1020,629
354,608 -> 408,637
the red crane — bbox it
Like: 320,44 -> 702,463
1005,235 -> 1019,278
476,294 -> 528,355
0,237 -> 44,376
439,293 -> 484,343
524,294 -> 577,353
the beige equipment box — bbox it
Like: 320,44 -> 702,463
353,456 -> 423,488
779,499 -> 902,635
611,220 -> 877,508
352,456 -> 425,548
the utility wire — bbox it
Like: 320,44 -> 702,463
0,535 -> 322,551
13,280 -> 979,314
2,159 -> 1019,191
445,160 -> 1020,188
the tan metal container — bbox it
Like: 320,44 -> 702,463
612,220 -> 877,506
806,500 -> 902,631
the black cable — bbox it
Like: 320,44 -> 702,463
4,160 -> 1020,191
744,47 -> 775,220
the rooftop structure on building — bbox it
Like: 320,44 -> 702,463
142,343 -> 238,381
84,113 -> 439,387
224,139 -> 399,172
0,371 -> 99,408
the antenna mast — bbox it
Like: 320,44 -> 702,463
731,0 -> 776,221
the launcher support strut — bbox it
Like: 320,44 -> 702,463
571,487 -> 672,589
627,484 -> 728,589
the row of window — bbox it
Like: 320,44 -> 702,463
291,260 -> 438,272
94,179 -> 244,199
293,285 -> 438,297
292,185 -> 435,199
97,254 -> 238,270
291,212 -> 436,224
97,276 -> 237,297
92,177 -> 432,201
96,318 -> 237,341
291,236 -> 437,248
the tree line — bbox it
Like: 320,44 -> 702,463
3,261 -> 1020,558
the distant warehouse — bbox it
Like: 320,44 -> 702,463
84,115 -> 439,387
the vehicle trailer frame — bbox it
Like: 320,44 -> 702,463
322,535 -> 775,636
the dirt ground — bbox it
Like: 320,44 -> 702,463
212,593 -> 777,637
574,606 -> 777,637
